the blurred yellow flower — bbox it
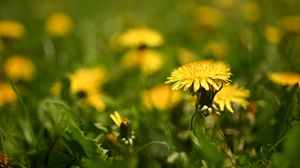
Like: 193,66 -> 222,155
177,48 -> 197,65
69,67 -> 107,93
166,60 -> 231,93
0,82 -> 17,107
0,20 -> 25,39
50,82 -> 62,96
121,49 -> 163,74
4,55 -> 35,81
85,92 -> 106,111
214,84 -> 250,113
194,6 -> 223,29
241,1 -> 261,23
204,40 -> 228,58
119,27 -> 163,48
45,13 -> 73,36
69,67 -> 107,111
280,16 -> 300,34
264,25 -> 281,44
268,72 -> 300,86
142,84 -> 182,111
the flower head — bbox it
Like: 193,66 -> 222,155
119,27 -> 163,48
142,84 -> 182,111
121,49 -> 163,74
4,55 -> 35,81
69,67 -> 107,93
194,6 -> 223,29
0,82 -> 17,107
264,25 -> 281,44
268,72 -> 300,86
280,16 -> 300,34
69,67 -> 107,111
110,111 -> 135,145
166,60 -> 231,93
0,20 -> 25,39
45,12 -> 73,36
241,1 -> 261,23
214,84 -> 250,113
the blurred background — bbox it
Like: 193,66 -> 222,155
1,0 -> 300,167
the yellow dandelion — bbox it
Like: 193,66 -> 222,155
45,12 -> 73,37
268,72 -> 300,86
121,49 -> 163,74
142,84 -> 182,111
0,82 -> 17,107
69,67 -> 107,94
204,40 -> 228,58
166,60 -> 231,93
119,27 -> 163,48
241,1 -> 261,23
280,16 -> 300,34
194,6 -> 223,29
50,82 -> 62,96
86,92 -> 106,111
0,20 -> 25,39
109,111 -> 135,145
4,55 -> 35,81
264,25 -> 281,44
214,84 -> 250,113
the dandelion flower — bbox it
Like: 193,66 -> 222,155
86,92 -> 106,111
280,16 -> 300,34
142,84 -> 182,111
264,25 -> 281,44
194,6 -> 223,29
241,1 -> 261,23
121,49 -> 163,74
50,82 -> 62,96
166,60 -> 231,93
69,67 -> 107,94
268,72 -> 300,86
0,82 -> 17,107
214,84 -> 250,113
110,111 -> 135,145
119,27 -> 163,48
69,67 -> 107,111
45,12 -> 73,37
0,20 -> 25,39
4,55 -> 35,81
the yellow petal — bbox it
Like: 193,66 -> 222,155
183,80 -> 193,91
219,101 -> 225,111
201,79 -> 210,91
225,100 -> 234,113
193,79 -> 200,92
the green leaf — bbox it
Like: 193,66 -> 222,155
38,99 -> 107,160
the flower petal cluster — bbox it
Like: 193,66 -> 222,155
166,60 -> 231,93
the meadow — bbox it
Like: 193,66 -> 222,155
1,0 -> 300,167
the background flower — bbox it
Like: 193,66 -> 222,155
214,84 -> 250,113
